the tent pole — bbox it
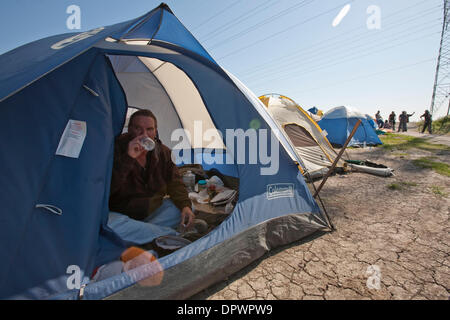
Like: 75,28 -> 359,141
304,166 -> 335,230
313,119 -> 362,198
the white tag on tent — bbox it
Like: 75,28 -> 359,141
56,120 -> 87,158
321,130 -> 328,137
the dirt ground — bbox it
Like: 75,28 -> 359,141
192,133 -> 450,300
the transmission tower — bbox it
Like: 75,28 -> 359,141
430,0 -> 450,116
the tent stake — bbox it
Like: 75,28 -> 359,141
313,119 -> 361,198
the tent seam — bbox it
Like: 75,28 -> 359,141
149,7 -> 164,43
119,9 -> 159,41
135,56 -> 190,140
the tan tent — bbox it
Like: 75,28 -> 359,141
259,94 -> 344,179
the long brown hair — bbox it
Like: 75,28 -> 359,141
129,109 -> 158,128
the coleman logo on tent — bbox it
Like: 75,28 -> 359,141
51,27 -> 104,50
266,183 -> 294,200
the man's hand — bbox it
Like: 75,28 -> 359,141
180,207 -> 195,230
127,134 -> 147,159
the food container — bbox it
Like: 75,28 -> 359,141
197,180 -> 207,192
182,171 -> 195,192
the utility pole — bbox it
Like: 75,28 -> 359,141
447,95 -> 450,115
430,0 -> 450,117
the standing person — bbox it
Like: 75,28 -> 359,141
398,111 -> 407,132
375,110 -> 383,128
405,111 -> 415,131
388,111 -> 396,131
420,110 -> 432,134
109,109 -> 195,230
398,111 -> 415,132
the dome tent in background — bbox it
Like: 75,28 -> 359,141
0,3 -> 331,299
308,106 -> 319,114
259,94 -> 345,179
318,106 -> 383,147
366,114 -> 378,130
308,106 -> 324,118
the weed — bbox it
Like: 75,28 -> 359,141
387,181 -> 417,190
431,186 -> 448,197
412,157 -> 450,177
387,183 -> 401,190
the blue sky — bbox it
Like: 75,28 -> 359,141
0,0 -> 446,120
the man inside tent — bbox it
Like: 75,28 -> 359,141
109,109 -> 195,231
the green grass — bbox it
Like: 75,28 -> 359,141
387,181 -> 418,190
431,186 -> 448,197
380,133 -> 450,152
412,157 -> 450,177
388,181 -> 447,196
387,183 -> 401,190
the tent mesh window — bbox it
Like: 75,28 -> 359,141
284,123 -> 319,147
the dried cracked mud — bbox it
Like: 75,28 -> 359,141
193,145 -> 450,300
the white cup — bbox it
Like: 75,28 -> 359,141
139,137 -> 155,151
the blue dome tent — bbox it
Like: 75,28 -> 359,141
0,3 -> 331,299
318,106 -> 382,147
308,107 -> 319,114
366,115 -> 378,131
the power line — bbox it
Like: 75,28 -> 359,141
216,0 -> 356,60
240,2 -> 442,77
198,0 -> 276,42
243,17 -> 441,84
259,30 -> 440,86
247,30 -> 440,87
190,0 -> 241,31
242,14 -> 441,82
208,0 -> 315,49
291,57 -> 436,95
244,17 -> 441,85
255,7 -> 441,76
